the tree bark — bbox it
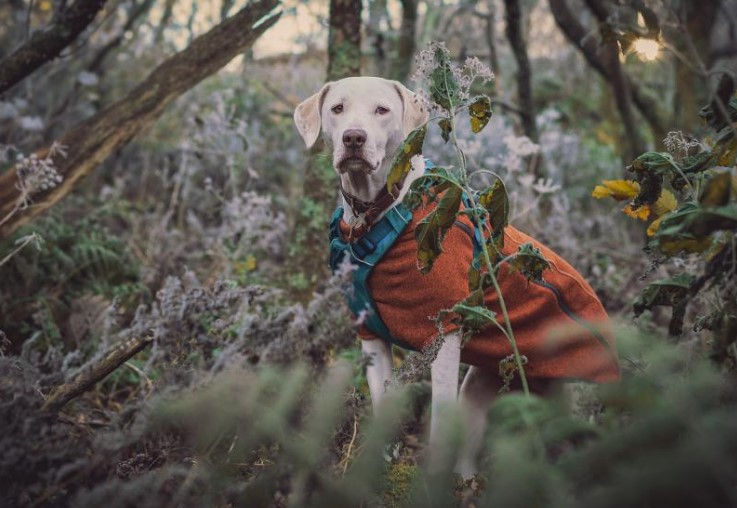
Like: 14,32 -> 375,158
503,0 -> 538,143
288,0 -> 363,300
582,0 -> 647,160
0,0 -> 108,95
327,0 -> 363,80
389,0 -> 418,83
674,1 -> 720,130
41,333 -> 153,413
0,0 -> 281,239
549,0 -> 668,147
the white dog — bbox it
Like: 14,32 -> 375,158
294,77 -> 619,477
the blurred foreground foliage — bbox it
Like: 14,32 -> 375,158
2,322 -> 736,507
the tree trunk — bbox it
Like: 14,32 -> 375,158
389,0 -> 418,83
549,0 -> 668,149
288,0 -> 363,300
674,1 -> 720,130
503,0 -> 538,144
583,0 -> 647,160
0,0 -> 108,95
327,0 -> 363,80
0,0 -> 281,239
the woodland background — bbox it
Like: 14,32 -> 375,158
1,0 -> 736,506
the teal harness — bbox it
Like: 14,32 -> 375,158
328,164 -> 484,350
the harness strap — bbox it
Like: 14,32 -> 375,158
328,160 -> 484,348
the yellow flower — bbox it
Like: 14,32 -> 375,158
592,180 -> 640,201
623,204 -> 650,221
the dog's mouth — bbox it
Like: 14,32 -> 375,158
338,156 -> 375,174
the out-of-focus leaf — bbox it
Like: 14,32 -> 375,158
681,151 -> 716,173
686,205 -> 737,237
429,48 -> 460,110
592,180 -> 640,201
439,118 -> 452,143
698,80 -> 736,131
700,171 -> 733,207
634,274 -> 695,335
469,96 -> 492,133
507,242 -> 550,281
715,132 -> 737,167
627,151 -> 677,174
387,126 -> 426,192
655,203 -> 715,255
415,186 -> 462,274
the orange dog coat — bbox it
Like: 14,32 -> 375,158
352,199 -> 620,384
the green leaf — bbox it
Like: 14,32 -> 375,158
634,274 -> 695,335
469,96 -> 492,133
403,166 -> 460,210
438,118 -> 452,143
479,179 -> 508,238
386,126 -> 426,193
507,242 -> 550,281
655,203 -> 714,255
450,300 -> 497,333
429,48 -> 460,110
414,186 -> 463,274
686,205 -> 737,237
627,151 -> 677,175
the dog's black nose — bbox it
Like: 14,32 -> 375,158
342,129 -> 367,149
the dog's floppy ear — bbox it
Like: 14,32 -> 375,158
393,81 -> 429,138
294,83 -> 332,148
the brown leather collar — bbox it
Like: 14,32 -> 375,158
339,179 -> 404,241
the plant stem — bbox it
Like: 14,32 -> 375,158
447,108 -> 530,396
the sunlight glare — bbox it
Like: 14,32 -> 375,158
633,38 -> 660,61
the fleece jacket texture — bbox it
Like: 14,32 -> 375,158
346,196 -> 620,384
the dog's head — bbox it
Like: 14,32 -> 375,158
294,77 -> 427,179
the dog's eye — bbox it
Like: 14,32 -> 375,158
376,106 -> 390,115
331,104 -> 343,114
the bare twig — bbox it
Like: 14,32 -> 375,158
341,413 -> 359,476
41,333 -> 154,413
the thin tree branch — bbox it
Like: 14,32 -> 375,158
0,0 -> 108,95
0,0 -> 282,238
41,333 -> 154,413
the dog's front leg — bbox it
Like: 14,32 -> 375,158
362,339 -> 393,413
428,331 -> 462,471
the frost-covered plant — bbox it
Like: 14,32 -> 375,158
0,141 -> 66,229
411,41 -> 494,108
115,266 -> 355,387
